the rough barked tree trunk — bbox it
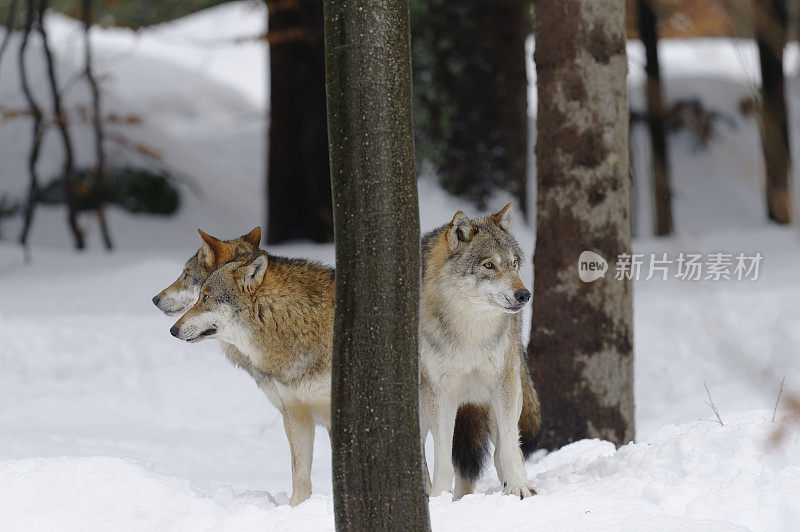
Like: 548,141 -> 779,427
18,0 -> 44,252
410,0 -> 529,213
38,0 -> 84,249
266,0 -> 333,244
82,0 -> 113,250
528,0 -> 634,449
754,0 -> 792,224
638,0 -> 673,236
324,0 -> 431,529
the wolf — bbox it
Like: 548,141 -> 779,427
152,227 -> 262,317
420,203 -> 541,500
151,227 -> 271,397
169,250 -> 335,506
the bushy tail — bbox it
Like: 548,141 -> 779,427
452,404 -> 491,482
452,347 -> 542,483
518,347 -> 542,458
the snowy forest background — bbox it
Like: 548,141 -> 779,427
1,0 -> 800,529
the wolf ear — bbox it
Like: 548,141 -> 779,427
490,203 -> 513,232
242,226 -> 261,247
237,252 -> 268,292
197,229 -> 225,267
447,211 -> 474,251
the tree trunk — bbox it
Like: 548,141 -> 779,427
410,0 -> 529,213
755,0 -> 791,224
528,0 -> 634,449
37,0 -> 84,249
81,0 -> 113,250
266,0 -> 333,244
18,0 -> 44,252
324,0 -> 431,529
638,0 -> 673,236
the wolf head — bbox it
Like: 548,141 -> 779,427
152,227 -> 261,316
434,203 -> 530,314
169,251 -> 269,343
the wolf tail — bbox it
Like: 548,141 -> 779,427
452,347 -> 542,484
518,347 -> 542,458
452,403 -> 492,483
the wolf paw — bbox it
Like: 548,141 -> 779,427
502,481 -> 536,499
289,490 -> 311,507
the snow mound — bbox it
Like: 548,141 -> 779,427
1,414 -> 797,531
0,456 -> 331,532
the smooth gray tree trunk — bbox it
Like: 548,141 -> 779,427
323,0 -> 431,529
528,0 -> 635,449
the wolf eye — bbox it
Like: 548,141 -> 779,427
183,273 -> 189,280
513,260 -> 519,269
483,262 -> 494,270
202,294 -> 209,303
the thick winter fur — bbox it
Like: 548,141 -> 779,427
420,203 -> 542,499
170,251 -> 335,506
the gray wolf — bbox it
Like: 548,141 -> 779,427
169,250 -> 335,506
152,227 -> 262,317
419,203 -> 541,499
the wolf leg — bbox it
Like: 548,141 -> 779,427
283,406 -> 315,506
419,407 -> 432,493
488,417 -> 506,483
490,377 -> 535,499
427,392 -> 457,497
453,474 -> 475,500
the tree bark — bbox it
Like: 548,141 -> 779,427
754,0 -> 791,224
266,0 -> 333,244
638,0 -> 673,236
81,0 -> 113,250
411,0 -> 529,213
528,0 -> 634,449
18,0 -> 44,252
37,0 -> 84,249
324,0 -> 431,529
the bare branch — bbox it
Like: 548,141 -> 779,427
772,375 -> 786,422
703,381 -> 724,426
18,0 -> 45,255
36,0 -> 84,249
81,0 -> 112,250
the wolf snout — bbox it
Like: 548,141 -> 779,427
169,324 -> 180,337
514,289 -> 531,304
152,295 -> 161,306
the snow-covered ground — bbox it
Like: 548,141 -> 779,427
1,2 -> 800,530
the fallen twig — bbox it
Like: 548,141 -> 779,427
704,381 -> 724,426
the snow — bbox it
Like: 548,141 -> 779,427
2,2 -> 800,530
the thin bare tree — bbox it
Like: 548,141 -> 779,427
37,0 -> 84,249
638,0 -> 673,235
81,0 -> 112,249
754,0 -> 792,224
18,0 -> 45,253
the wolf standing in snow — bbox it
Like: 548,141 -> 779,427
420,203 -> 541,499
169,250 -> 335,506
